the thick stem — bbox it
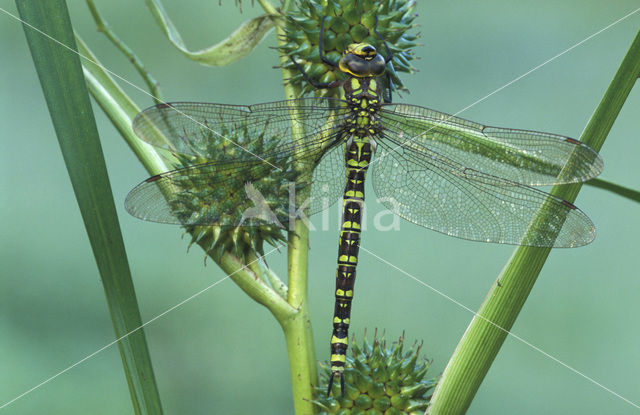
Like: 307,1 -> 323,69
256,0 -> 277,14
286,220 -> 318,401
271,11 -> 318,414
284,222 -> 317,415
427,30 -> 640,415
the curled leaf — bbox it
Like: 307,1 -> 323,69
146,0 -> 274,66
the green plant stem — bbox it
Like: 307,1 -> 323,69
264,11 -> 318,413
427,29 -> 640,415
246,251 -> 267,283
208,248 -> 295,319
256,0 -> 276,14
76,35 -> 168,175
251,252 -> 288,298
86,0 -> 163,103
271,12 -> 319,413
284,220 -> 317,415
264,260 -> 289,298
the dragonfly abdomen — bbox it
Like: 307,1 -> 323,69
329,135 -> 373,393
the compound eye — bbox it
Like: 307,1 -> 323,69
361,45 -> 376,54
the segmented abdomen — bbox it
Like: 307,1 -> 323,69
329,136 -> 373,383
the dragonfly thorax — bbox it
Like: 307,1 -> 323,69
343,77 -> 383,138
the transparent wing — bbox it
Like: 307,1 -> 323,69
378,103 -> 603,186
132,98 -> 349,160
126,98 -> 350,226
309,144 -> 346,215
126,156 -> 327,227
125,144 -> 347,227
371,138 -> 595,247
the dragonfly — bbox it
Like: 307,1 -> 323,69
125,20 -> 603,396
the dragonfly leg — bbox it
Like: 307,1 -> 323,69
288,15 -> 343,90
373,16 -> 394,64
383,73 -> 394,104
373,16 -> 394,103
288,56 -> 342,89
327,371 -> 346,397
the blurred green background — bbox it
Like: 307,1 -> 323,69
1,1 -> 639,414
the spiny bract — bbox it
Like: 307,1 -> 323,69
281,0 -> 419,98
314,333 -> 437,415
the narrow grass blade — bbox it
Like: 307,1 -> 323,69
587,178 -> 640,203
15,1 -> 163,413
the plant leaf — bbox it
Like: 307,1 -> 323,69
145,0 -> 274,66
15,1 -> 163,413
586,178 -> 640,203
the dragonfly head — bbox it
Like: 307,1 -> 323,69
339,43 -> 386,78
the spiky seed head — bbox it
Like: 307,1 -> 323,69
281,0 -> 419,98
168,123 -> 300,262
314,332 -> 437,414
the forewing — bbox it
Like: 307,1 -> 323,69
378,103 -> 602,186
371,139 -> 595,247
127,98 -> 351,226
132,98 -> 348,160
